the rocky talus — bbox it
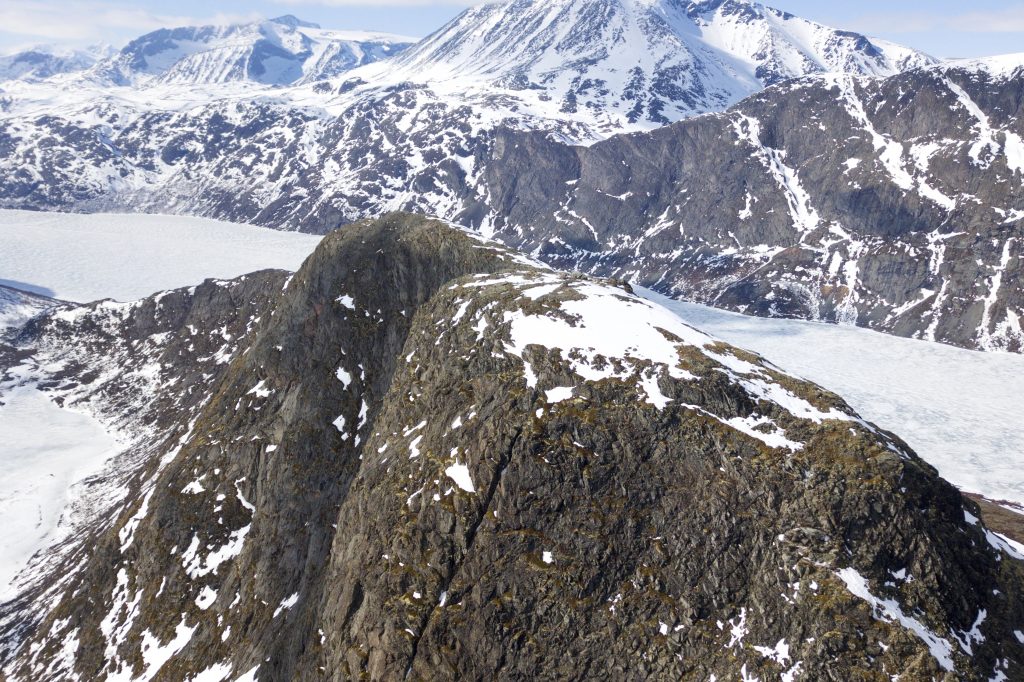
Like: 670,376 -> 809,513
1,214 -> 1022,681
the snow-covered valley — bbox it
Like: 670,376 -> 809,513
0,210 -> 321,303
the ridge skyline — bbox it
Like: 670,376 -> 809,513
0,0 -> 1022,60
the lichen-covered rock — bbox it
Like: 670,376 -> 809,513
2,214 -> 1022,681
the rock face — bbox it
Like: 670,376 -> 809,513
2,214 -> 1022,681
459,60 -> 1024,353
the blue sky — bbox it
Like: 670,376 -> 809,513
1,1 -> 1023,58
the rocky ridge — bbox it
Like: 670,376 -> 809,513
458,59 -> 1024,352
1,214 -> 1022,681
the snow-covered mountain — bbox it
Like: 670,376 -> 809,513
82,15 -> 414,87
0,1 -> 933,137
367,0 -> 934,134
5,1 -> 1017,353
0,44 -> 115,82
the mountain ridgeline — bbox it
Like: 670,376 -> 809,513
1,215 -> 1022,681
0,16 -> 412,87
3,57 -> 1020,352
0,1 -> 1020,352
462,62 -> 1024,353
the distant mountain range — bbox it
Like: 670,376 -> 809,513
0,0 -> 1021,353
0,0 -> 932,136
0,15 -> 412,87
0,44 -> 116,82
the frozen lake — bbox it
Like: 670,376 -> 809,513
644,289 -> 1024,507
0,209 -> 322,302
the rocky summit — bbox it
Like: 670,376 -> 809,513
0,214 -> 1021,681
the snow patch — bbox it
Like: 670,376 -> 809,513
837,567 -> 954,671
445,462 -> 476,493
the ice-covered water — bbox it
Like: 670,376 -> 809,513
643,288 -> 1024,506
0,209 -> 322,303
0,385 -> 123,600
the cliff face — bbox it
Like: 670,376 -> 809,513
2,214 -> 1022,681
462,64 -> 1024,353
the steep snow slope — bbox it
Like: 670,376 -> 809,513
0,210 -> 321,302
371,0 -> 933,135
0,286 -> 56,332
0,15 -> 1001,353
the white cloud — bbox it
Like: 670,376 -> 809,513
850,5 -> 1024,35
0,1 -> 261,48
957,6 -> 1024,33
276,0 -> 477,5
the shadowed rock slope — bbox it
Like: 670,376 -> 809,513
459,62 -> 1024,354
1,213 -> 1022,681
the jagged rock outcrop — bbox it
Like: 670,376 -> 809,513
0,272 -> 287,656
1,214 -> 1022,681
380,0 -> 931,131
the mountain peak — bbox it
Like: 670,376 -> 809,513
2,214 -> 1022,680
388,0 -> 933,136
268,14 -> 321,30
